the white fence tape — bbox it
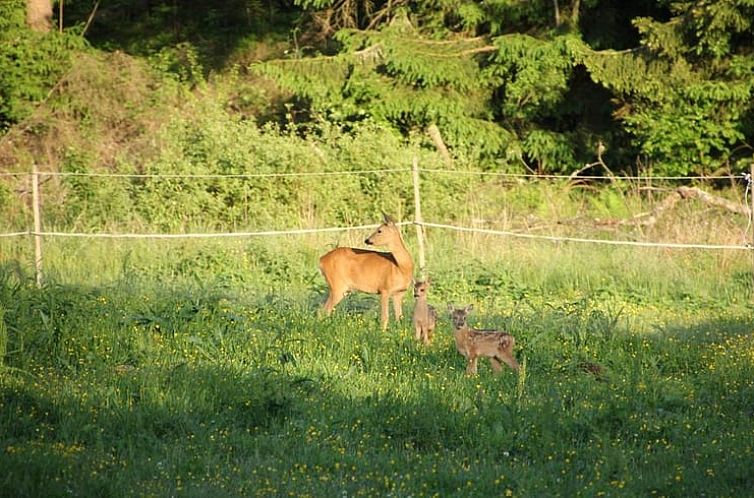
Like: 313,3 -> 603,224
20,222 -> 411,239
418,222 -> 751,251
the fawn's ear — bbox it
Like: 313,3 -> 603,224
466,304 -> 474,312
382,212 -> 395,224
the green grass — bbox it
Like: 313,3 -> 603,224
1,234 -> 753,497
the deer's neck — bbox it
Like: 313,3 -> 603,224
388,236 -> 413,275
453,325 -> 469,339
453,326 -> 470,351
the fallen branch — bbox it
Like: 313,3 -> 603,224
675,186 -> 750,216
596,186 -> 750,227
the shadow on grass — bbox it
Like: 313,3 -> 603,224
1,271 -> 754,496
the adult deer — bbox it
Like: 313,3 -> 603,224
319,214 -> 414,330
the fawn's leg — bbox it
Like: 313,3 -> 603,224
323,287 -> 347,316
490,358 -> 502,373
466,357 -> 478,375
500,352 -> 520,371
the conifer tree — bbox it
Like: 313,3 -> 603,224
255,1 -> 754,175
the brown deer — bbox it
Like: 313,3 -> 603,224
412,278 -> 437,345
319,214 -> 414,330
447,304 -> 519,375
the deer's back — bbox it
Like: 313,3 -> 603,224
319,247 -> 409,293
467,329 -> 515,353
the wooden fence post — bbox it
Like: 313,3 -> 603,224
31,164 -> 43,287
411,156 -> 427,277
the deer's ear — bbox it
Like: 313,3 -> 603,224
466,304 -> 474,312
382,212 -> 395,224
447,303 -> 454,312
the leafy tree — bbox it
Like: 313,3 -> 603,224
0,0 -> 86,128
581,0 -> 754,175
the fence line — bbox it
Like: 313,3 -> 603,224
33,168 -> 412,179
2,163 -> 753,286
418,222 -> 751,251
1,223 -> 748,251
419,168 -> 745,181
25,222 -> 412,240
1,168 -> 742,182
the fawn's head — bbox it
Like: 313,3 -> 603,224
364,213 -> 400,247
447,304 -> 473,329
413,278 -> 431,298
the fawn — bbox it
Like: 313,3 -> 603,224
447,304 -> 519,375
412,278 -> 437,345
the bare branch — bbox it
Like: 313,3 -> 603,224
596,186 -> 750,227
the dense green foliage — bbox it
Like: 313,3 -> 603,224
2,0 -> 753,177
0,0 -> 87,127
256,0 -> 754,174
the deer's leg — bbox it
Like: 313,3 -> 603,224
415,324 -> 422,342
500,353 -> 520,371
490,357 -> 503,373
466,357 -> 478,376
323,286 -> 347,316
427,325 -> 435,344
380,291 -> 390,330
419,326 -> 429,345
391,291 -> 405,321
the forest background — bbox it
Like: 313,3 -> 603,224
2,0 -> 754,231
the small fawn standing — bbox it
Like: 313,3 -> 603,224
447,304 -> 519,375
412,279 -> 437,345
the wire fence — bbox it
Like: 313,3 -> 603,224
421,222 -> 750,251
3,167 -> 746,181
20,222 -> 413,239
2,164 -> 753,285
28,168 -> 412,179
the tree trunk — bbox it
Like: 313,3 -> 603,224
570,0 -> 581,29
26,0 -> 53,32
426,123 -> 452,165
553,0 -> 561,27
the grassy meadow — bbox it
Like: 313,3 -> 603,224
1,220 -> 754,497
